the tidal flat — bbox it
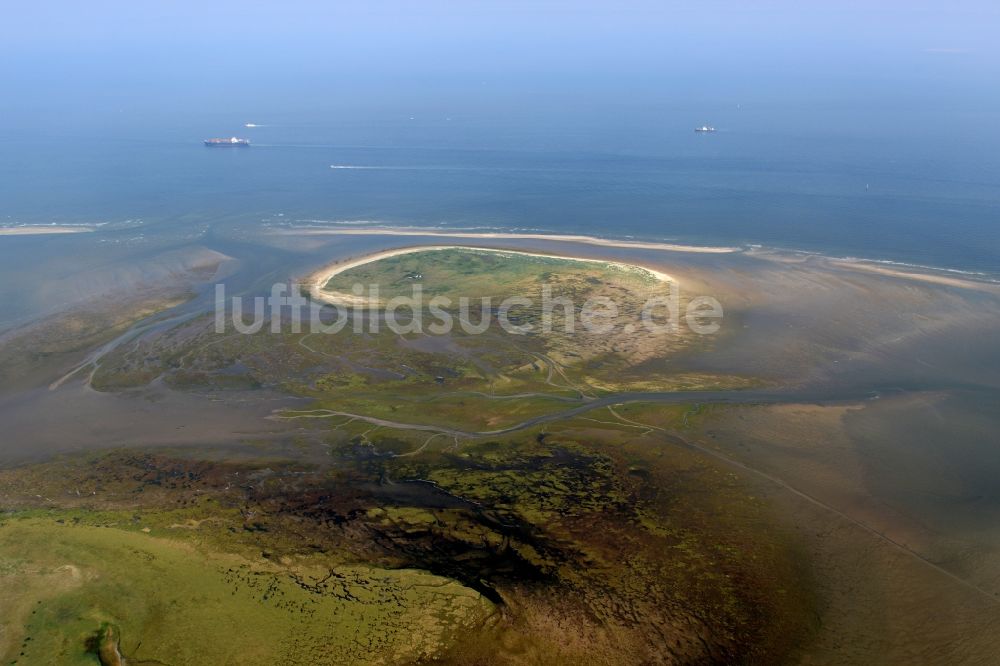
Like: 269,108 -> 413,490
2,228 -> 1000,664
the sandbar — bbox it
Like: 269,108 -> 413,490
0,226 -> 95,236
278,226 -> 740,254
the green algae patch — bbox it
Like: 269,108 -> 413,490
0,517 -> 494,665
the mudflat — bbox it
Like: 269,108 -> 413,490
2,230 -> 999,664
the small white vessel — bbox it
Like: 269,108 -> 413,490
244,123 -> 259,128
695,125 -> 716,133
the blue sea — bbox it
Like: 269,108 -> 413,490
3,92 -> 998,266
0,78 -> 998,331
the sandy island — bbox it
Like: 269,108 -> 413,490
279,227 -> 740,254
305,245 -> 675,307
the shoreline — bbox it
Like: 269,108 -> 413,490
304,245 -> 675,307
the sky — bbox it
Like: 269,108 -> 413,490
1,1 -> 998,128
3,1 -> 998,74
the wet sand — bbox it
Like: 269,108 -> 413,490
827,257 -> 1000,292
0,381 -> 303,466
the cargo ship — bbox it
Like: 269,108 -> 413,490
204,137 -> 250,146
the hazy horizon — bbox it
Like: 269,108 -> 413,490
4,2 -> 999,120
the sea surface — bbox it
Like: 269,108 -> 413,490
0,95 -> 998,329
